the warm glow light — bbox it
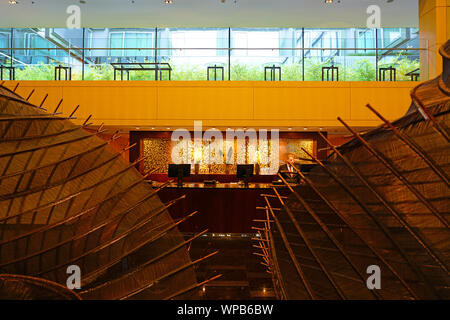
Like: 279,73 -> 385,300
193,148 -> 202,163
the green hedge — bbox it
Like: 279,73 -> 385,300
12,57 -> 419,81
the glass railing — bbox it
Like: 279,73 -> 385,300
0,31 -> 427,82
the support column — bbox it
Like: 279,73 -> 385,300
419,0 -> 450,79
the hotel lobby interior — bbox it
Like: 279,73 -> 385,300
0,0 -> 448,303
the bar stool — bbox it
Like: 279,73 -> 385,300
322,65 -> 339,81
0,65 -> 15,80
54,65 -> 72,80
264,64 -> 281,81
405,68 -> 420,81
207,64 -> 225,81
378,66 -> 397,81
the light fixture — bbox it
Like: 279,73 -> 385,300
8,0 -> 18,4
325,0 -> 333,3
165,0 -> 173,4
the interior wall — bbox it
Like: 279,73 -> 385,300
419,0 -> 450,79
3,80 -> 416,130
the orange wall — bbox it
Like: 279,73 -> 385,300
419,0 -> 450,79
3,80 -> 416,131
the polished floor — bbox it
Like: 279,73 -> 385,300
187,233 -> 275,300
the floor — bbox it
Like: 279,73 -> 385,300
186,233 -> 276,300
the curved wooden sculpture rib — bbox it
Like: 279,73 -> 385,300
258,40 -> 450,299
0,83 -> 215,299
0,274 -> 81,300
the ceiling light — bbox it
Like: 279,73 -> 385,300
8,0 -> 18,4
325,0 -> 333,3
165,0 -> 173,4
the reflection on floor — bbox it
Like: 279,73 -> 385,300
187,233 -> 275,300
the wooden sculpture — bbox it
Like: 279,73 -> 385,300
256,40 -> 450,300
0,83 -> 218,299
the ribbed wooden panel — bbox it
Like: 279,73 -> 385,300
0,84 -> 198,299
262,40 -> 450,300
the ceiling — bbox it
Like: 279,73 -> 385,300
0,0 -> 418,28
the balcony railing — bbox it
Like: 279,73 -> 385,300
0,35 -> 427,82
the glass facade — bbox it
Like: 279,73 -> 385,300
0,27 -> 423,81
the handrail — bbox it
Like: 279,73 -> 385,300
0,46 -> 428,51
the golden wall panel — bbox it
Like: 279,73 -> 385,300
2,81 -> 416,129
143,136 -> 314,175
143,138 -> 171,173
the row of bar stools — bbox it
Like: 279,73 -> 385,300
379,66 -> 396,81
207,65 -> 224,81
55,65 -> 72,80
264,65 -> 281,81
0,65 -> 15,80
322,65 -> 339,81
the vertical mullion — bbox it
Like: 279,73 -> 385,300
228,27 -> 231,81
82,28 -> 85,80
154,27 -> 158,64
376,28 -> 379,81
10,28 -> 13,68
302,27 -> 305,81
